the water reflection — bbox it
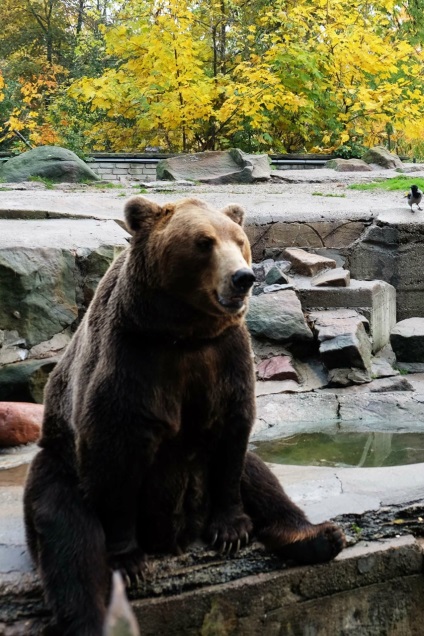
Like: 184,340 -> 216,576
253,432 -> 424,468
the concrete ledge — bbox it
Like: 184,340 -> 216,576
1,535 -> 422,635
130,536 -> 424,636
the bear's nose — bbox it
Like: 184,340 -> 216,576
231,268 -> 256,292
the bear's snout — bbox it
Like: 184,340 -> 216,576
231,268 -> 256,293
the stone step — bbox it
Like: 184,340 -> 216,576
294,277 -> 396,353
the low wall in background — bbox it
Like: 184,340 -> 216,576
0,152 -> 334,183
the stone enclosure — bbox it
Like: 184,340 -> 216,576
1,157 -> 424,634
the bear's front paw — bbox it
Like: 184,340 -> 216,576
206,511 -> 253,555
108,547 -> 149,588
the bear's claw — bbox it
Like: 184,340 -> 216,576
108,547 -> 149,588
207,511 -> 253,555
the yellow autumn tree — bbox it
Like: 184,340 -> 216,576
256,0 -> 424,152
2,0 -> 424,154
65,0 -> 424,153
67,0 -> 306,151
0,64 -> 64,146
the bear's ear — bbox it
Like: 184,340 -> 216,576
124,197 -> 173,233
221,204 -> 245,226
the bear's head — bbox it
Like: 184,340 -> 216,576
124,196 -> 255,321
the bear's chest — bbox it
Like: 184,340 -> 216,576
152,337 -> 239,431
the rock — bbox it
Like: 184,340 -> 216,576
256,356 -> 299,382
0,358 -> 58,403
325,158 -> 373,172
390,318 -> 424,362
311,309 -> 372,371
275,260 -> 292,273
338,392 -> 424,424
311,267 -> 350,287
28,330 -> 71,359
255,380 -> 302,395
328,367 -> 372,386
156,149 -> 271,184
371,357 -> 399,379
265,265 -> 290,286
0,246 -> 78,347
309,309 -> 370,335
283,248 -> 336,277
0,219 -> 129,347
0,146 -> 100,183
0,347 -> 28,365
263,283 -> 295,293
298,280 -> 396,354
294,358 -> 329,391
339,376 -> 413,393
395,362 -> 424,374
320,327 -> 372,370
254,393 -> 340,437
361,146 -> 403,169
250,337 -> 291,362
76,245 -> 122,306
0,330 -> 28,365
252,259 -> 275,283
252,283 -> 265,296
0,401 -> 44,447
246,291 -> 314,343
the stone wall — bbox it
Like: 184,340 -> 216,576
88,159 -> 158,182
88,156 -> 330,182
246,217 -> 424,322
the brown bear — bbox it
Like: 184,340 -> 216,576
24,196 -> 345,635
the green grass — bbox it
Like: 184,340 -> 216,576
92,181 -> 124,189
29,175 -> 55,189
312,192 -> 346,198
349,175 -> 424,191
398,368 -> 409,376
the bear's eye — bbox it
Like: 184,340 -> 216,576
196,236 -> 215,252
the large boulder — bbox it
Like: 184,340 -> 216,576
246,290 -> 314,343
325,158 -> 373,172
0,146 -> 100,183
0,357 -> 58,403
156,149 -> 271,184
0,219 -> 129,348
390,318 -> 424,362
361,146 -> 403,169
310,309 -> 372,372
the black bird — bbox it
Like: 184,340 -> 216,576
407,184 -> 423,212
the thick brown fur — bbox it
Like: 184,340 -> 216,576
24,197 -> 345,635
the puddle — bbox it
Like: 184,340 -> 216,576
252,432 -> 424,468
